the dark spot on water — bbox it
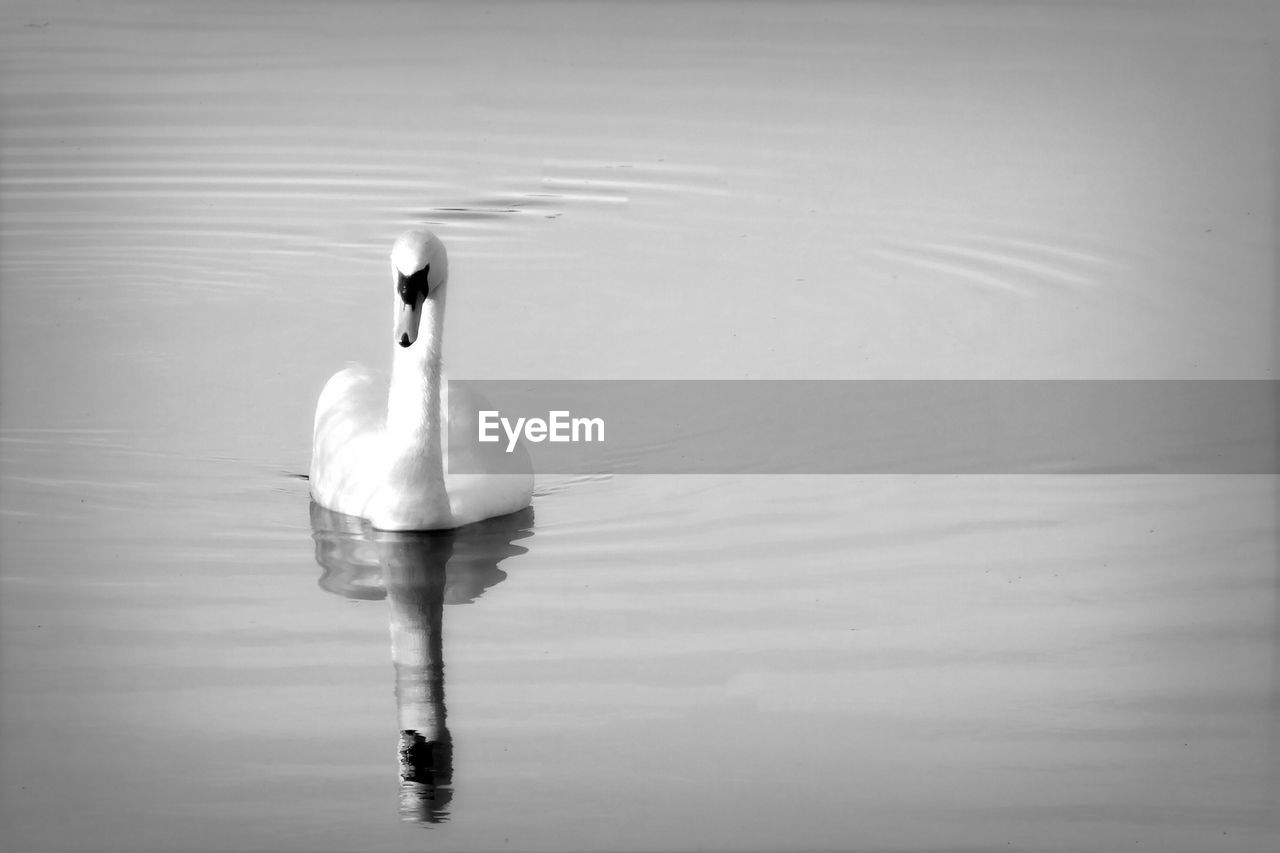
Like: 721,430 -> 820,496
414,192 -> 567,228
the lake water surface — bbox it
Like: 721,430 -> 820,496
1,2 -> 1277,851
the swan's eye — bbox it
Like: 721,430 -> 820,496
397,264 -> 431,305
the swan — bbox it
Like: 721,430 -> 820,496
310,230 -> 533,530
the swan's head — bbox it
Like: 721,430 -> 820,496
390,230 -> 449,348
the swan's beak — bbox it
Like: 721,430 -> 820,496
395,299 -> 422,348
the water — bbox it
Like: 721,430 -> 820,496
1,2 -> 1277,851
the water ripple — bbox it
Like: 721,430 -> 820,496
871,227 -> 1125,296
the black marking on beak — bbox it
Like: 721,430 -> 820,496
397,263 -> 430,305
399,333 -> 411,348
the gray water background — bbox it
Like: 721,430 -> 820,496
1,2 -> 1277,851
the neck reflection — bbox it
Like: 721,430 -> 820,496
310,502 -> 534,824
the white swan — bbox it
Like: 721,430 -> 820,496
310,230 -> 533,530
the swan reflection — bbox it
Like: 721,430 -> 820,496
310,502 -> 534,823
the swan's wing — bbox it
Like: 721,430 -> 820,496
442,380 -> 535,525
310,364 -> 385,516
443,380 -> 534,475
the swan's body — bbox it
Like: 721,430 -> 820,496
310,230 -> 533,530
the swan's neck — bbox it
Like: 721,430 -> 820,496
386,286 -> 448,497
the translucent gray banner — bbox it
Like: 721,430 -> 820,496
445,381 -> 1279,474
